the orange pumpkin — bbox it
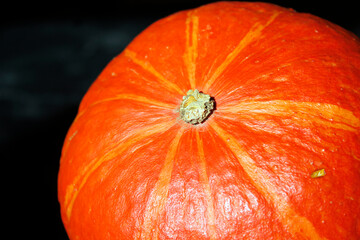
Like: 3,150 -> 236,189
58,2 -> 360,239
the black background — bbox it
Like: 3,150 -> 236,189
1,0 -> 359,239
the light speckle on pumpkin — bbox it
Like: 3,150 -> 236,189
311,168 -> 326,178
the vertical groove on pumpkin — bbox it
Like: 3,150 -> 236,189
124,49 -> 185,95
184,10 -> 199,90
219,100 -> 360,132
208,121 -> 326,240
63,120 -> 177,221
202,11 -> 281,92
137,127 -> 185,240
195,130 -> 217,240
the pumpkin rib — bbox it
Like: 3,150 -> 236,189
63,120 -> 177,221
213,57 -> 335,104
124,49 -> 185,95
60,109 -> 176,170
195,130 -> 217,240
137,127 -> 185,240
239,117 -> 342,158
219,100 -> 360,132
208,121 -> 326,239
202,10 -> 281,92
72,94 -> 176,125
184,10 -> 199,90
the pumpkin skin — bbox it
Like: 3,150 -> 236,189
58,1 -> 360,239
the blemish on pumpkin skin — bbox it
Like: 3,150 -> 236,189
273,76 -> 288,82
311,168 -> 326,178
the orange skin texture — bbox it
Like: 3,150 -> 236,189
58,2 -> 360,239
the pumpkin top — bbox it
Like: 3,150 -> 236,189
58,2 -> 360,240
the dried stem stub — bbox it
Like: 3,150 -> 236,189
180,89 -> 215,125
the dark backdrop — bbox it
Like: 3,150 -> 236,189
1,1 -> 359,239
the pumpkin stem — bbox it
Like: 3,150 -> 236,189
180,89 -> 215,125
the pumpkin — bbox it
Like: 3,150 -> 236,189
58,1 -> 360,239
